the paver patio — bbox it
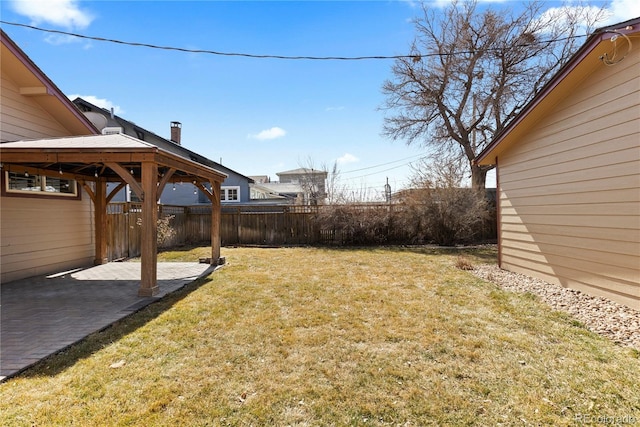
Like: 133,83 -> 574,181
1,262 -> 216,380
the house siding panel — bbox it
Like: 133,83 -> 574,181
0,191 -> 95,283
1,71 -> 70,142
497,48 -> 640,309
1,67 -> 96,283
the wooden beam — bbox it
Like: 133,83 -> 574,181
155,154 -> 226,181
138,161 -> 159,296
94,178 -> 108,265
157,168 -> 176,201
197,182 -> 215,203
19,86 -> 48,96
210,180 -> 221,263
106,182 -> 127,204
105,162 -> 144,201
0,152 -> 155,164
81,180 -> 96,204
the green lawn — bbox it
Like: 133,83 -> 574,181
1,246 -> 638,426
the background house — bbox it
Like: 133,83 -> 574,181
249,168 -> 328,205
73,98 -> 254,205
476,18 -> 640,309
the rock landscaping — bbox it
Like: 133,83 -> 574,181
472,264 -> 640,351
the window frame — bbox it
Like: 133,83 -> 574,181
221,185 -> 240,203
2,170 -> 81,200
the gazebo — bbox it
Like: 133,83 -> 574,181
0,133 -> 226,296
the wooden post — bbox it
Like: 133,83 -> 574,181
139,162 -> 159,296
94,178 -> 108,265
211,180 -> 221,264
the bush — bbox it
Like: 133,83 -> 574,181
315,205 -> 397,245
400,187 -> 491,246
136,214 -> 176,247
314,189 -> 492,247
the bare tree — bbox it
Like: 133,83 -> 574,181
381,0 -> 606,189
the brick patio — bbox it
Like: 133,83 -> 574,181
1,262 -> 216,380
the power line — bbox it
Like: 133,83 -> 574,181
341,153 -> 426,174
0,20 -> 588,61
343,162 -> 419,181
0,21 -> 418,60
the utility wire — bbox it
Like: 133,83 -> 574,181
344,161 -> 418,181
0,20 -> 588,61
341,153 -> 427,174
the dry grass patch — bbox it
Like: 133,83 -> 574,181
1,246 -> 639,426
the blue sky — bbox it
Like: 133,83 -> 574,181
1,0 -> 638,198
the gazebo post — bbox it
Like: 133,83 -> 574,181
94,177 -> 108,265
211,180 -> 221,264
138,161 -> 159,297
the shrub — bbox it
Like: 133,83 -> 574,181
136,214 -> 176,247
403,187 -> 490,246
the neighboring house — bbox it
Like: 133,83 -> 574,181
248,176 -> 290,203
248,169 -> 328,204
250,168 -> 328,205
73,98 -> 254,205
1,30 -> 226,295
475,18 -> 639,309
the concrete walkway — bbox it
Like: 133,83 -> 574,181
1,262 -> 216,380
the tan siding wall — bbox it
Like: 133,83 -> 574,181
497,49 -> 640,309
1,70 -> 96,283
1,70 -> 71,142
0,190 -> 95,283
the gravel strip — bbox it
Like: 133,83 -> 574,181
472,264 -> 640,351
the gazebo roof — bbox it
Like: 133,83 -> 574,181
0,133 -> 227,182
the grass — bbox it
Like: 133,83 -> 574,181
1,246 -> 639,426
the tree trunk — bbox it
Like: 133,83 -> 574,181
470,163 -> 487,191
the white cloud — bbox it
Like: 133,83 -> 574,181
605,0 -> 640,25
337,153 -> 359,165
248,127 -> 287,141
532,5 -> 610,35
67,94 -> 124,115
45,34 -> 86,46
325,106 -> 345,112
9,0 -> 94,29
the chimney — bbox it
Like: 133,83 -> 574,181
170,121 -> 182,145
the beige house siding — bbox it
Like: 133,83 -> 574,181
1,63 -> 96,283
0,192 -> 95,283
1,70 -> 72,142
496,48 -> 640,308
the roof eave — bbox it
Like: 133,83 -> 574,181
475,17 -> 640,166
1,29 -> 99,136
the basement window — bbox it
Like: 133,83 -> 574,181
4,171 -> 79,198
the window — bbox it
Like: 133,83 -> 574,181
221,186 -> 240,202
4,171 -> 79,198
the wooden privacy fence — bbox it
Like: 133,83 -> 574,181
107,203 -> 142,261
106,203 -> 320,260
106,202 -> 496,260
